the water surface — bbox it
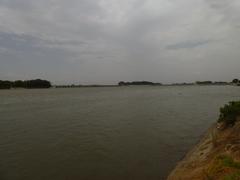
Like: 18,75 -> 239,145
0,86 -> 239,180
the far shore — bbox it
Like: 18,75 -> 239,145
0,83 -> 238,90
1,78 -> 240,90
54,83 -> 234,88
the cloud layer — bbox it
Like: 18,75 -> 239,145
0,0 -> 240,84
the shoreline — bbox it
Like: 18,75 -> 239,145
0,83 -> 236,90
167,121 -> 240,179
167,124 -> 216,179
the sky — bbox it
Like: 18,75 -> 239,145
0,0 -> 240,84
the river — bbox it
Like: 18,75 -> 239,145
0,85 -> 239,180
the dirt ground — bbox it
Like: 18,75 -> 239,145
167,121 -> 240,180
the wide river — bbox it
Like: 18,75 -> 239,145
0,85 -> 239,180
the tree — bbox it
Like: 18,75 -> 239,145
218,101 -> 240,126
232,79 -> 239,84
0,79 -> 52,89
24,79 -> 51,88
13,80 -> 25,88
0,80 -> 12,89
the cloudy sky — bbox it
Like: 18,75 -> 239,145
0,0 -> 240,84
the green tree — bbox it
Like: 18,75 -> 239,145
218,101 -> 240,126
232,79 -> 239,84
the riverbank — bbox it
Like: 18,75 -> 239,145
167,120 -> 240,179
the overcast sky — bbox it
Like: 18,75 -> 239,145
0,0 -> 240,84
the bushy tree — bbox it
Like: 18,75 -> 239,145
13,80 -> 25,88
232,79 -> 239,84
24,79 -> 51,88
0,80 -> 12,89
0,79 -> 51,89
218,101 -> 240,126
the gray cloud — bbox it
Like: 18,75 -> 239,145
0,0 -> 240,84
166,40 -> 211,50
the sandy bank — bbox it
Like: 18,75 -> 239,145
167,121 -> 240,180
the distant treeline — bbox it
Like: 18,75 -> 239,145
118,80 -> 236,86
118,81 -> 162,86
0,79 -> 51,89
195,81 -> 229,85
55,84 -> 117,88
195,79 -> 240,85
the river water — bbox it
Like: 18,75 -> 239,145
0,85 -> 239,180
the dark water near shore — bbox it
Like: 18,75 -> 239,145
0,86 -> 239,180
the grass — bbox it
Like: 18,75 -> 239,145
218,155 -> 240,169
224,171 -> 240,180
205,155 -> 240,180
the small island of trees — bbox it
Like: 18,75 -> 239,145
0,79 -> 52,89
